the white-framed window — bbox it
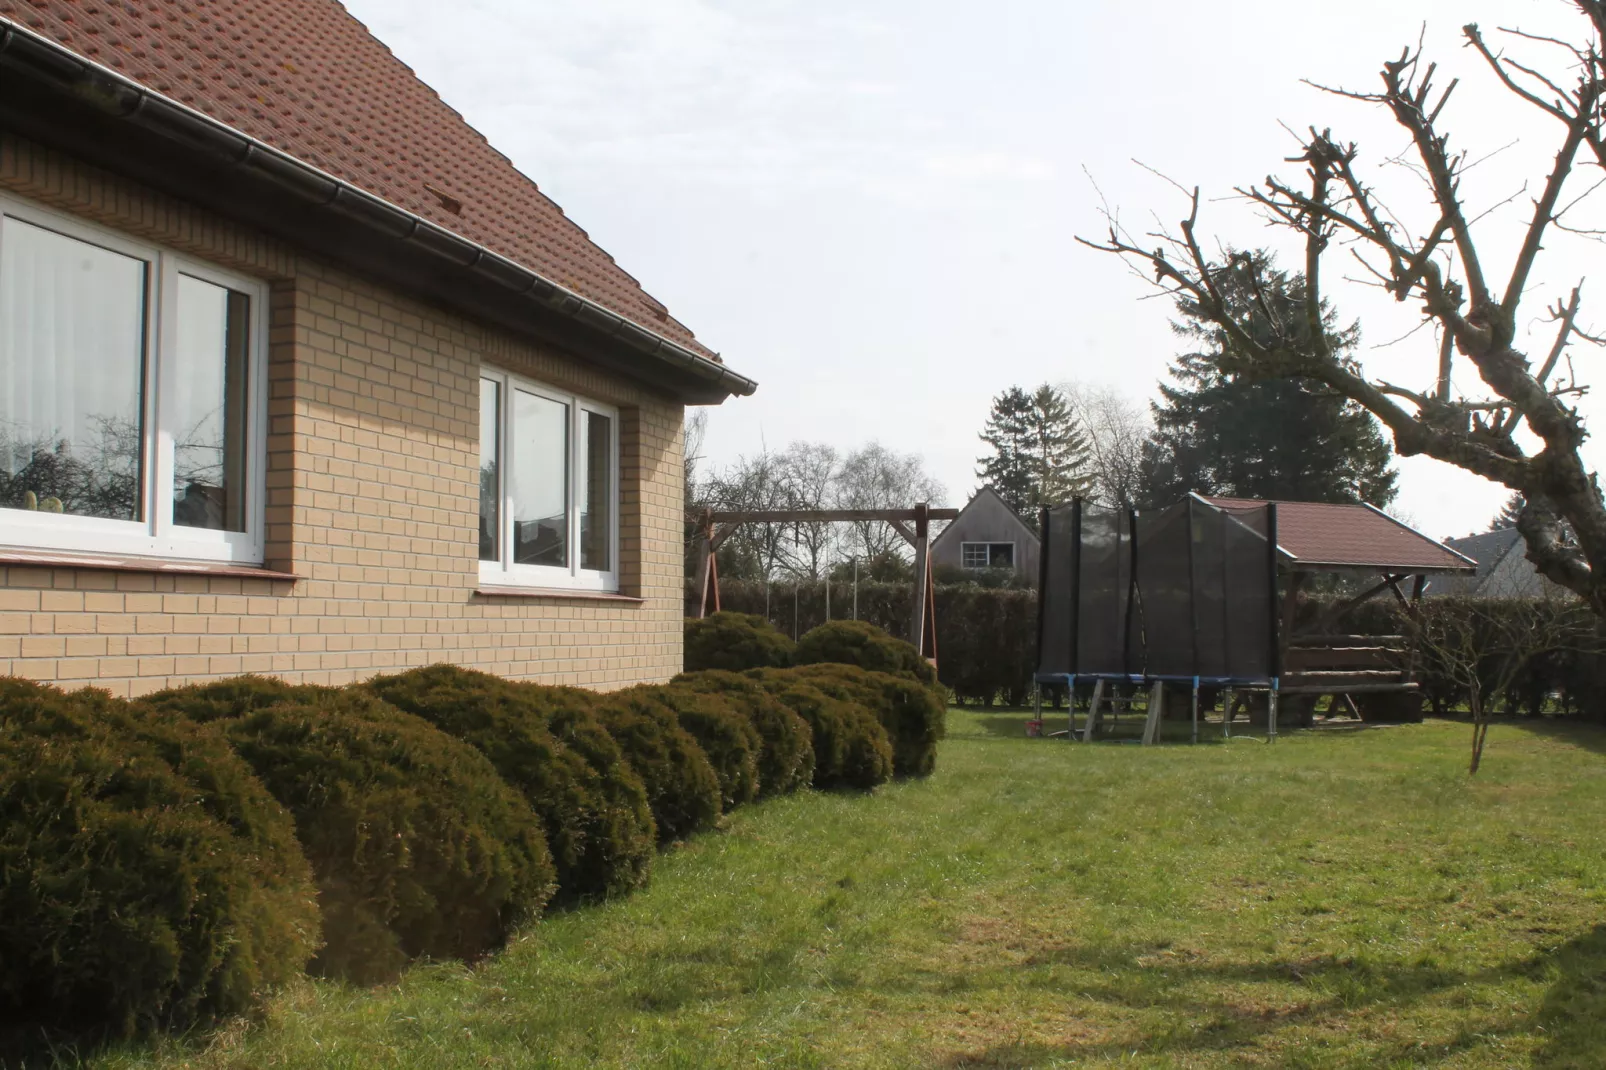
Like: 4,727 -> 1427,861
961,542 -> 1015,569
478,368 -> 618,592
0,195 -> 268,564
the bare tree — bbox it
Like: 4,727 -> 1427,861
1415,595 -> 1596,773
834,442 -> 947,561
704,448 -> 790,579
774,442 -> 839,579
1083,3 -> 1606,614
1063,384 -> 1150,508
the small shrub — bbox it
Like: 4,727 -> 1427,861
791,663 -> 946,778
144,680 -> 554,984
684,611 -> 796,673
671,670 -> 815,797
593,687 -> 723,842
794,619 -> 937,688
643,685 -> 760,808
744,671 -> 892,790
0,679 -> 318,1040
366,665 -> 654,904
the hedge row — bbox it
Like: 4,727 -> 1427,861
707,582 -> 1606,720
698,582 -> 1036,706
0,617 -> 946,1047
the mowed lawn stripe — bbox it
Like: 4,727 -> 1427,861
86,713 -> 1606,1069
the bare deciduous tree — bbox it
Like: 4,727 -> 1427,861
835,442 -> 947,562
1084,3 -> 1606,613
1063,384 -> 1150,508
1415,595 -> 1596,773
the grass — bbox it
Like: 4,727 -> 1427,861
67,712 -> 1606,1069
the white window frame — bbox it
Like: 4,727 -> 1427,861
0,194 -> 269,565
961,541 -> 1015,569
478,367 -> 620,593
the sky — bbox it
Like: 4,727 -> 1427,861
342,0 -> 1606,541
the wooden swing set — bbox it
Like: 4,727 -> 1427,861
689,503 -> 959,662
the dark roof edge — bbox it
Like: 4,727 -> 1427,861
0,17 -> 756,403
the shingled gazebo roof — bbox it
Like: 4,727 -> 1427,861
1202,496 -> 1477,574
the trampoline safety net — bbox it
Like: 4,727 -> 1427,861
1036,497 -> 1277,685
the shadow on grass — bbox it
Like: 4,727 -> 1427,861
1500,716 -> 1606,760
1532,923 -> 1606,1068
928,926 -> 1606,1068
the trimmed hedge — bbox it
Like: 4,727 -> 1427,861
790,663 -> 945,778
793,619 -> 937,688
685,611 -> 795,673
0,679 -> 318,1039
593,687 -> 723,842
701,580 -> 1039,707
744,671 -> 893,790
670,670 -> 815,797
642,685 -> 761,808
364,665 -> 655,904
144,680 -> 555,984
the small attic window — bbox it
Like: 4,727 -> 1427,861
424,184 -> 463,215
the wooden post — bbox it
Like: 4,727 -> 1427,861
1142,680 -> 1164,745
1083,679 -> 1105,742
908,502 -> 935,662
694,508 -> 717,618
1403,573 -> 1427,681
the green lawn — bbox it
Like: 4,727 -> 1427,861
83,711 -> 1606,1069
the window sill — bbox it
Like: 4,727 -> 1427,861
475,585 -> 645,604
0,550 -> 298,582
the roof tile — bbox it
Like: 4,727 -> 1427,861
0,0 -> 718,359
1205,496 -> 1475,572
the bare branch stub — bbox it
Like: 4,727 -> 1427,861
1079,1 -> 1606,613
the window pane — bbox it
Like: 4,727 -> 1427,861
580,410 -> 612,572
990,543 -> 1014,568
0,216 -> 146,520
961,543 -> 986,569
511,389 -> 568,568
172,275 -> 249,531
479,378 -> 500,562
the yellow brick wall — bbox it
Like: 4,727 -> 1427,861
0,132 -> 688,695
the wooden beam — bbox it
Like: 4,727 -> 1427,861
707,508 -> 960,524
888,519 -> 917,546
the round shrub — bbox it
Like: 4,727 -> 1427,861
684,611 -> 795,673
791,663 -> 946,778
147,681 -> 555,984
642,685 -> 760,809
671,670 -> 814,797
744,671 -> 892,791
594,687 -> 723,842
366,665 -> 654,904
0,679 -> 318,1039
794,619 -> 937,688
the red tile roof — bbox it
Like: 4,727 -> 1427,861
1205,496 -> 1475,572
0,0 -> 717,360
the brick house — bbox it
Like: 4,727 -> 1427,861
0,2 -> 755,695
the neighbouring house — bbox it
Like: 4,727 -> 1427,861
0,2 -> 755,695
930,487 -> 1040,581
1423,528 -> 1559,599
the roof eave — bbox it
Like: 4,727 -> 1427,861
0,18 -> 756,405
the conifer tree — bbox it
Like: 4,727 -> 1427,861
1138,252 -> 1397,509
977,384 -> 1090,514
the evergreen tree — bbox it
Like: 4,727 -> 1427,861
1489,492 -> 1524,532
977,384 -> 1090,514
1139,252 -> 1397,509
976,387 -> 1035,511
